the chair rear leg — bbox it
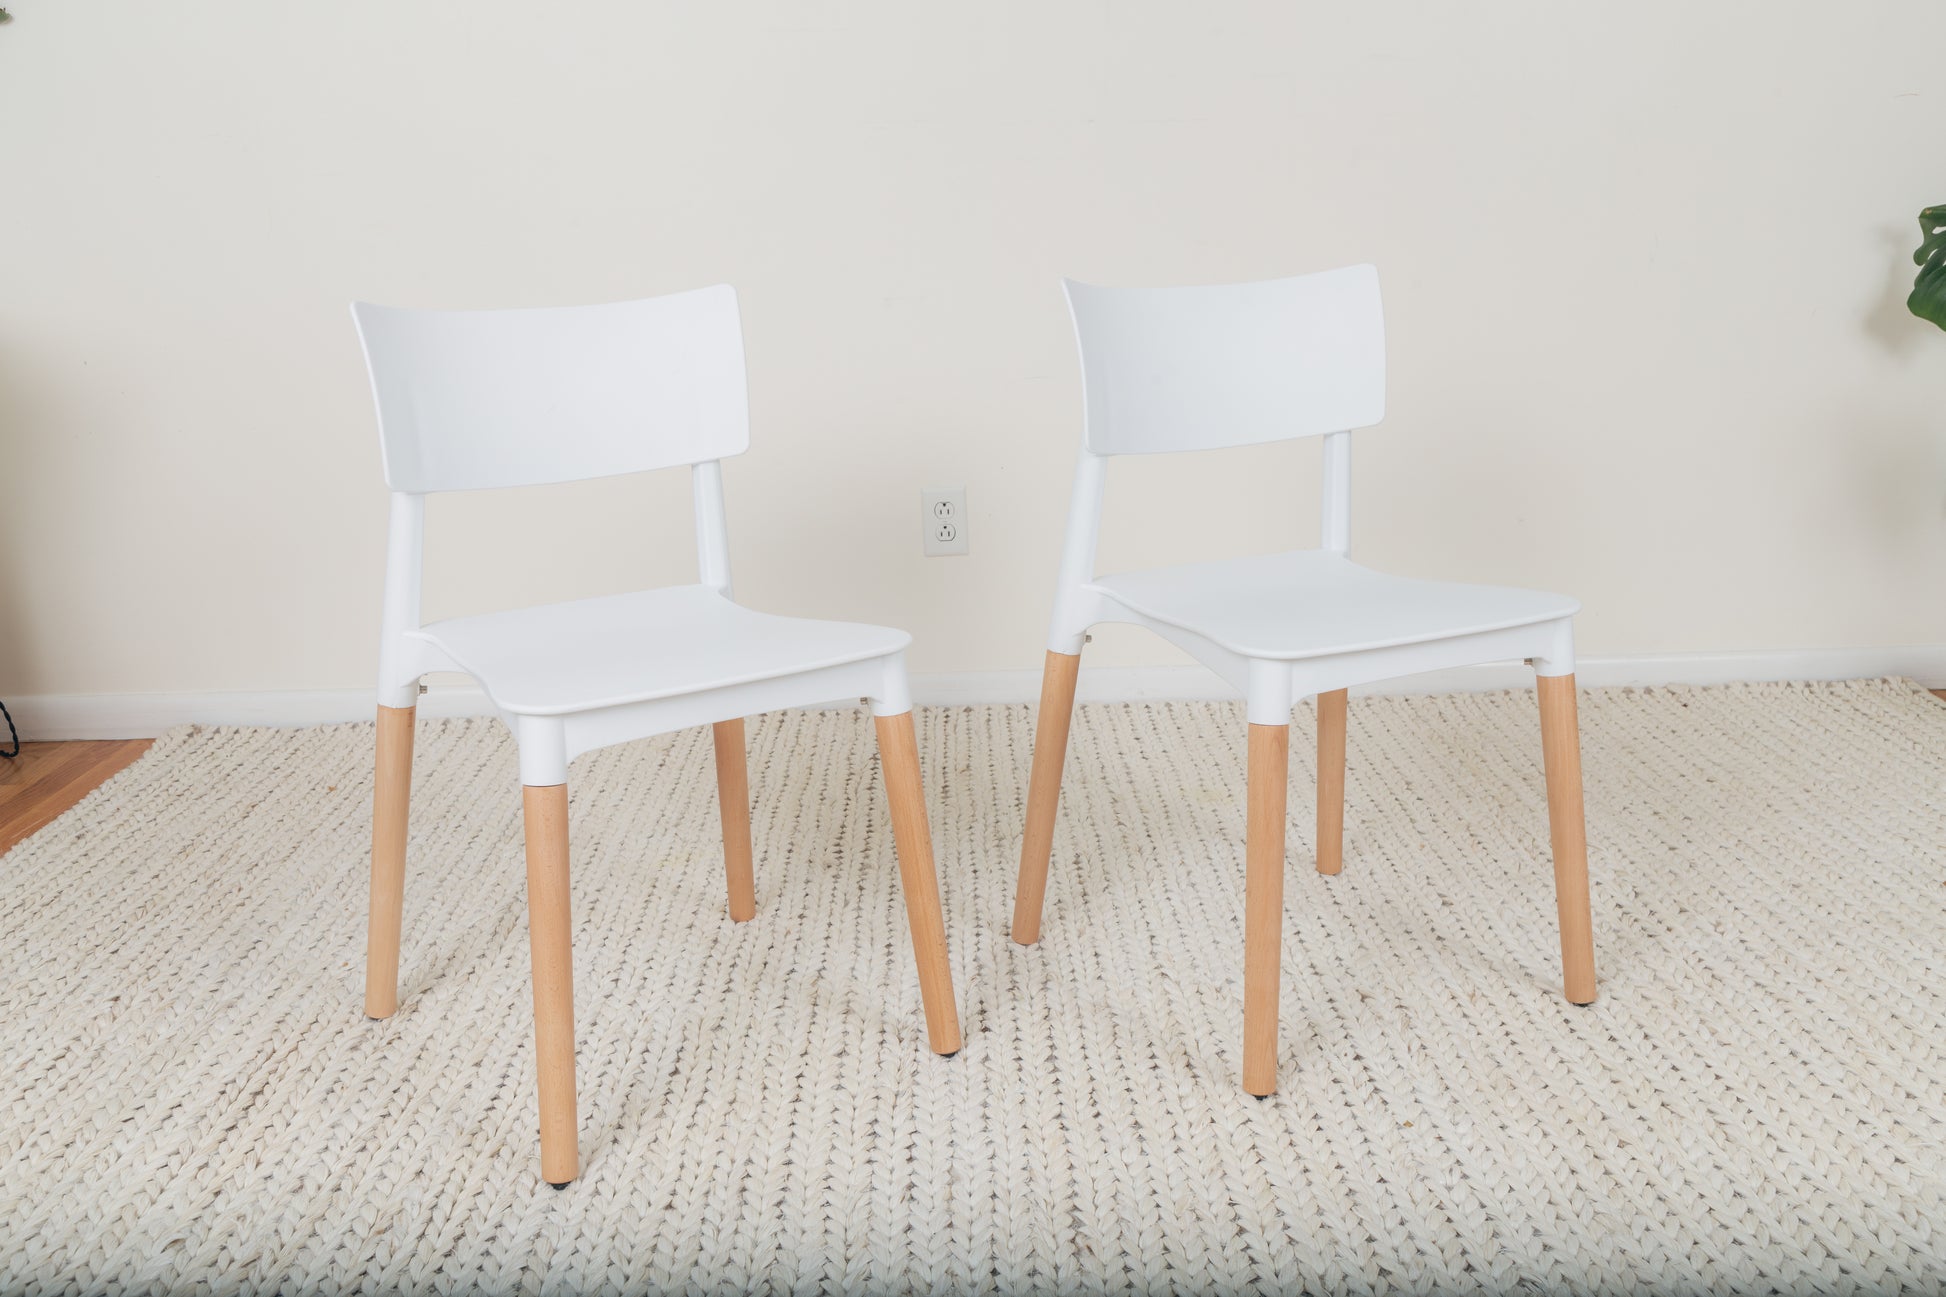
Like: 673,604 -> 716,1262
1315,689 -> 1347,876
522,783 -> 580,1187
874,711 -> 963,1056
365,704 -> 415,1019
1012,649 -> 1082,945
1243,722 -> 1290,1096
1536,674 -> 1598,1005
712,718 -> 756,922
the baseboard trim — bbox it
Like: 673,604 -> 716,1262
9,645 -> 1946,740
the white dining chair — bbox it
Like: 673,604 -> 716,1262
1012,264 -> 1597,1096
351,286 -> 960,1186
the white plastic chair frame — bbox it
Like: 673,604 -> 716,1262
353,287 -> 959,1186
1012,265 -> 1596,1096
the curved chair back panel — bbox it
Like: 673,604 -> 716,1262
353,286 -> 749,493
1063,264 -> 1385,456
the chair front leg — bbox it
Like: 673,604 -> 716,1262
873,711 -> 963,1056
365,704 -> 416,1019
1012,649 -> 1082,945
1315,689 -> 1347,876
1536,674 -> 1597,1005
522,783 -> 580,1187
712,718 -> 756,922
1243,722 -> 1290,1096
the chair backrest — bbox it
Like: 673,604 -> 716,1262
1043,266 -> 1385,653
352,286 -> 749,493
1062,264 -> 1385,456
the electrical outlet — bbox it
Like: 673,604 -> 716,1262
922,487 -> 968,556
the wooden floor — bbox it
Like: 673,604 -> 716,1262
0,688 -> 1941,858
0,740 -> 152,856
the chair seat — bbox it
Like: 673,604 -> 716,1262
411,585 -> 910,716
1090,550 -> 1578,661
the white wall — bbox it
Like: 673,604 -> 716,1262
3,2 -> 1944,710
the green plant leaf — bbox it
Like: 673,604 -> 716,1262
1910,204 -> 1946,331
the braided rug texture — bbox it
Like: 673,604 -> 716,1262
2,680 -> 1944,1295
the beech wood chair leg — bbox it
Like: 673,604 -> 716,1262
1536,674 -> 1598,1006
1315,688 -> 1347,876
1243,722 -> 1290,1096
1012,649 -> 1082,945
713,718 -> 756,922
365,704 -> 415,1019
874,711 -> 963,1056
522,783 -> 579,1187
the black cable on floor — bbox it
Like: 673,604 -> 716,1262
0,700 -> 17,759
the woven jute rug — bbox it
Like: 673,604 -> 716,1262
3,681 -> 1944,1295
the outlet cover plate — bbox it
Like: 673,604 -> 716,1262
922,487 -> 968,556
